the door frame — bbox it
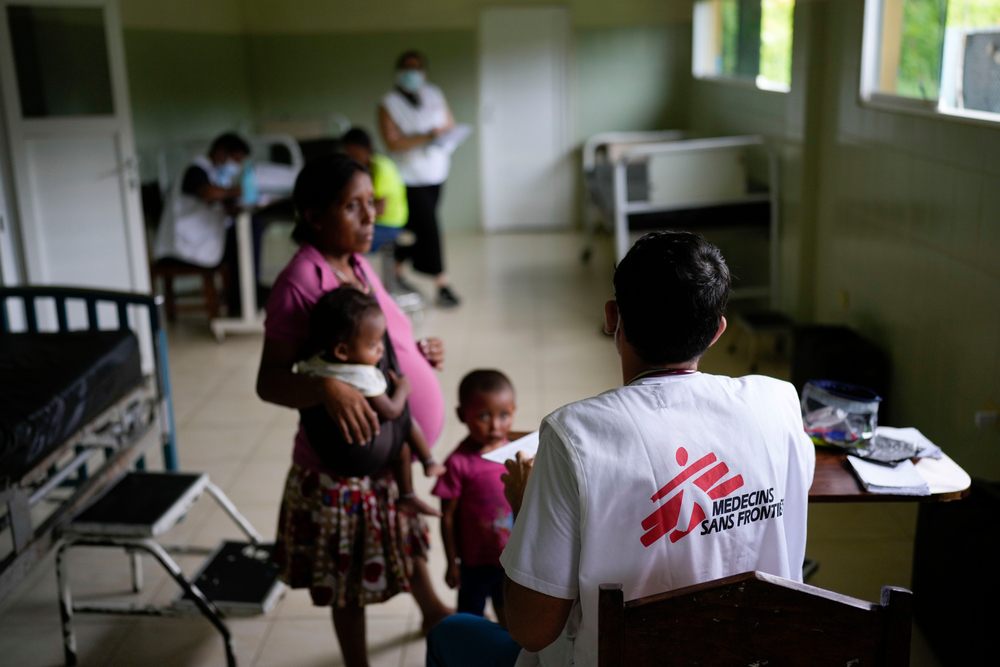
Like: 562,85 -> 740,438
478,5 -> 575,233
0,0 -> 147,291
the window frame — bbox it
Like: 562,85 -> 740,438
859,0 -> 1000,129
691,0 -> 794,94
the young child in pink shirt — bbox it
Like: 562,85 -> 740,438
432,370 -> 516,626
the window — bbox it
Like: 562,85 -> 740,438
862,0 -> 1000,121
692,0 -> 795,92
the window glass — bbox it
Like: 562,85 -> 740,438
7,5 -> 114,118
692,0 -> 794,92
867,0 -> 1000,117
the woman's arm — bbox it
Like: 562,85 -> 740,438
441,100 -> 456,133
441,498 -> 461,588
379,106 -> 438,152
256,337 -> 380,444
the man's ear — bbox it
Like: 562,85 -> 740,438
604,300 -> 619,335
455,406 -> 466,424
332,342 -> 351,362
707,316 -> 728,348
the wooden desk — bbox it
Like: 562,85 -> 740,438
809,447 -> 971,503
506,432 -> 972,503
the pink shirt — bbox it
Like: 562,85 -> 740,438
264,244 -> 444,473
432,440 -> 513,567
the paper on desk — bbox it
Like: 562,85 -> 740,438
847,456 -> 930,495
482,431 -> 539,464
875,426 -> 942,459
433,124 -> 473,155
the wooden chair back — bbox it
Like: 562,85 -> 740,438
599,571 -> 911,667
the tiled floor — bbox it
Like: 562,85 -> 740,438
0,231 -> 941,666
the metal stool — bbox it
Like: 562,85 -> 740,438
56,472 -> 284,667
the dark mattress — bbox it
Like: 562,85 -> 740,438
0,330 -> 142,481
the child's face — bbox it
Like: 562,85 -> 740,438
457,388 -> 515,448
333,311 -> 386,366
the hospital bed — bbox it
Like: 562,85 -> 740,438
0,286 -> 177,600
582,132 -> 779,307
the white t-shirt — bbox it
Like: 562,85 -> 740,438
382,84 -> 451,186
296,355 -> 388,397
499,373 -> 815,667
155,156 -> 229,268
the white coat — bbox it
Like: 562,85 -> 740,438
154,156 -> 230,268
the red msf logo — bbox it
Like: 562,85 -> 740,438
640,447 -> 744,547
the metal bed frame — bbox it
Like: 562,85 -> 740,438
581,133 -> 780,308
0,286 -> 178,600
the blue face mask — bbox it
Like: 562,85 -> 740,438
396,69 -> 425,93
212,160 -> 241,188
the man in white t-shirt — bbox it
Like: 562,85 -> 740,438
427,231 -> 815,667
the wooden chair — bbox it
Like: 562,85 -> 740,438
150,258 -> 230,322
598,571 -> 912,667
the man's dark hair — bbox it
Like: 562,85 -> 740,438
459,370 -> 513,407
341,127 -> 372,149
307,287 -> 383,357
291,153 -> 368,245
396,50 -> 427,70
613,231 -> 731,365
209,132 -> 250,157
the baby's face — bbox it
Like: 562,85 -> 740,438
339,311 -> 386,366
459,388 -> 515,448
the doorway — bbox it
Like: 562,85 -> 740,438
0,0 -> 147,291
479,6 -> 573,232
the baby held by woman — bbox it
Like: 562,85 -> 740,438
297,286 -> 445,515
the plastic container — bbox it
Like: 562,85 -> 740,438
801,380 -> 881,448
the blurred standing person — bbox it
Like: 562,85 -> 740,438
379,50 -> 461,308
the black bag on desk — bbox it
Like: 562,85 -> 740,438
298,333 -> 410,479
912,479 -> 1000,666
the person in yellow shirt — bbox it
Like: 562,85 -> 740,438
342,128 -> 408,253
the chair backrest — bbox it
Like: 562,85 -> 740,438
599,571 -> 912,667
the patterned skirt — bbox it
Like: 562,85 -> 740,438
273,463 -> 430,607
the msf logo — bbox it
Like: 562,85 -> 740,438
640,447 -> 744,547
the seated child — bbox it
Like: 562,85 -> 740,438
432,370 -> 516,626
297,287 -> 445,516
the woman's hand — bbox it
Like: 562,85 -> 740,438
418,337 -> 445,370
321,376 -> 380,444
446,561 -> 461,589
501,451 -> 534,520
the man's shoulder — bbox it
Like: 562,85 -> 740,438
542,390 -> 632,440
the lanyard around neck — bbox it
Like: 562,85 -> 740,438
627,368 -> 696,386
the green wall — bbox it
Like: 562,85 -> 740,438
122,23 -> 691,229
576,24 -> 691,142
125,29 -> 253,181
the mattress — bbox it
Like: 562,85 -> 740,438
0,330 -> 142,482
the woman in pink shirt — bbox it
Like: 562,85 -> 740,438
256,154 -> 451,667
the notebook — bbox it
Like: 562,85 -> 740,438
847,455 -> 930,496
481,431 -> 539,464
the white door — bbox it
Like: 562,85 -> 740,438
0,0 -> 148,292
479,6 -> 573,232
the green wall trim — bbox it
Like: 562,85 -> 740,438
124,29 -> 253,181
